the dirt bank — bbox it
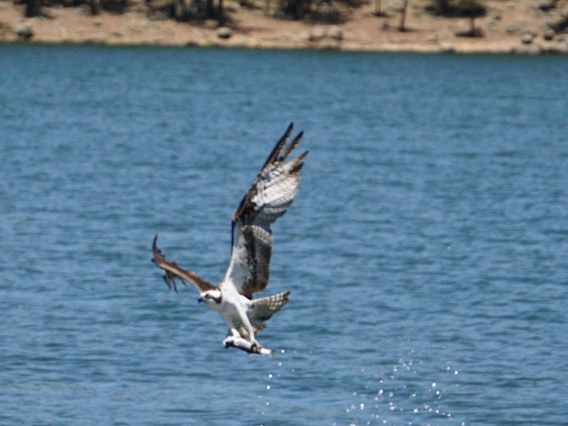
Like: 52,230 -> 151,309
1,0 -> 568,53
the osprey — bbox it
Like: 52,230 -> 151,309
152,123 -> 308,355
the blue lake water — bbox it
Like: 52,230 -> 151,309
1,45 -> 567,425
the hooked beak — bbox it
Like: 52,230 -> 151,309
198,297 -> 203,303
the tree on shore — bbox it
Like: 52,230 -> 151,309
89,0 -> 101,15
433,0 -> 447,15
425,0 -> 487,35
372,0 -> 386,17
203,0 -> 224,23
217,0 -> 225,24
398,0 -> 409,31
206,0 -> 215,19
454,0 -> 486,36
280,0 -> 311,20
24,0 -> 42,17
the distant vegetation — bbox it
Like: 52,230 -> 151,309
12,0 -> 565,40
16,0 -> 362,22
454,0 -> 487,36
15,0 -> 493,25
426,0 -> 487,36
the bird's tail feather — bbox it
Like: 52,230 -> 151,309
236,291 -> 291,338
252,291 -> 291,322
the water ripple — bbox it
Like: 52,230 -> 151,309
1,45 -> 567,426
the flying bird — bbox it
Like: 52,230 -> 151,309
152,123 -> 308,355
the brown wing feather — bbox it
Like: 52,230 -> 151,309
152,235 -> 216,293
224,123 -> 308,299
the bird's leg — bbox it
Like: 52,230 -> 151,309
244,321 -> 261,352
235,304 -> 261,351
250,342 -> 260,353
249,334 -> 260,352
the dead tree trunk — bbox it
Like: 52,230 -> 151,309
373,0 -> 383,16
217,0 -> 224,24
206,0 -> 215,19
89,0 -> 102,15
398,0 -> 409,31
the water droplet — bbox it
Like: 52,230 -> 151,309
266,385 -> 270,390
360,403 -> 364,410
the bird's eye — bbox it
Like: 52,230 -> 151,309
205,294 -> 210,298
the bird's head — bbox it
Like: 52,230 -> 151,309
198,289 -> 222,306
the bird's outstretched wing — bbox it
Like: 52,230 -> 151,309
223,123 -> 308,299
152,234 -> 216,293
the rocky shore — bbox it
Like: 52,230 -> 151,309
1,0 -> 568,53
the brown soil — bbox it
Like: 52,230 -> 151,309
1,0 -> 567,53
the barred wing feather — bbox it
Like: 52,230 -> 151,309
223,123 -> 308,299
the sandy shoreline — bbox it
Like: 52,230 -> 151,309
1,0 -> 568,54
